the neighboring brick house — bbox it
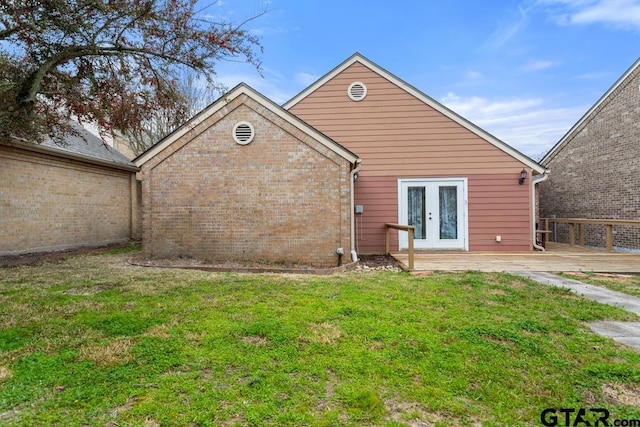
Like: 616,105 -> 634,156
136,54 -> 547,266
135,84 -> 359,267
539,57 -> 640,251
0,124 -> 140,255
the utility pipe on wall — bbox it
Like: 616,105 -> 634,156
532,171 -> 549,251
349,159 -> 362,262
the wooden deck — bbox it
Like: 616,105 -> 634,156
391,243 -> 640,273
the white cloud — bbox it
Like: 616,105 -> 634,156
441,92 -> 587,158
215,72 -> 295,104
466,70 -> 484,80
539,0 -> 640,30
483,5 -> 534,50
521,60 -> 558,71
573,71 -> 612,80
294,72 -> 319,86
572,0 -> 640,27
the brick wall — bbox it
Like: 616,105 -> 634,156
0,143 -> 139,254
140,94 -> 353,267
539,64 -> 640,250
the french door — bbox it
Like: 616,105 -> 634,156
398,178 -> 467,250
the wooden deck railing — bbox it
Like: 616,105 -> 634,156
541,218 -> 640,252
384,223 -> 415,270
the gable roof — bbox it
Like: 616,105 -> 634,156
2,122 -> 137,172
135,83 -> 360,167
284,53 -> 546,174
540,56 -> 640,166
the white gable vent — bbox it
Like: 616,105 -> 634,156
348,81 -> 367,101
233,121 -> 254,145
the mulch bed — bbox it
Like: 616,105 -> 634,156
1,245 -> 403,273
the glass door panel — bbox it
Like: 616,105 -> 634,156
408,186 -> 426,240
439,186 -> 458,240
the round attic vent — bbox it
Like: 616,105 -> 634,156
233,121 -> 254,145
348,81 -> 367,101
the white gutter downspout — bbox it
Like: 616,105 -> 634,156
532,171 -> 550,251
349,159 -> 362,262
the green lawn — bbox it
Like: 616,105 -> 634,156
1,248 -> 640,426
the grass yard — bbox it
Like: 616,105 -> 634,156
560,272 -> 640,298
1,248 -> 640,426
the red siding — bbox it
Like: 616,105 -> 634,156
290,62 -> 534,253
353,175 -> 532,253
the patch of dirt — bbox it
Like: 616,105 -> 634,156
2,244 -> 402,275
315,369 -> 339,413
133,254 -> 403,274
305,322 -> 342,345
0,366 -> 13,381
384,399 -> 484,426
602,382 -> 640,406
77,338 -> 134,367
0,242 -> 136,267
383,399 -> 435,426
241,335 -> 268,346
355,255 -> 403,272
109,397 -> 137,418
62,283 -> 121,295
133,256 -> 314,269
131,255 -> 358,275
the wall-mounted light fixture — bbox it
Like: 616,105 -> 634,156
519,168 -> 528,185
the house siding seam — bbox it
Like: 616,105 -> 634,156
140,94 -> 353,266
289,62 -> 534,253
0,143 -> 137,255
539,63 -> 640,250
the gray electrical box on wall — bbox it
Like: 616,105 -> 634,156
355,205 -> 364,214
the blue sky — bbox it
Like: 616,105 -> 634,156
207,0 -> 639,159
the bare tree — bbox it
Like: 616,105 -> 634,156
122,68 -> 222,156
0,0 -> 263,143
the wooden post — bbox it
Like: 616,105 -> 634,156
544,218 -> 550,246
384,223 -> 416,271
569,223 -> 575,247
606,225 -> 613,252
408,227 -> 414,271
385,226 -> 390,255
578,224 -> 584,247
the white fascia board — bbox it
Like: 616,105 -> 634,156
284,53 -> 546,175
242,85 -> 360,164
135,84 -> 359,167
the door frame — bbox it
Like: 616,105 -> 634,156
397,177 -> 469,251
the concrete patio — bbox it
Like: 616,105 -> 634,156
391,243 -> 640,273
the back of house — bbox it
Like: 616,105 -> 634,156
286,54 -> 545,253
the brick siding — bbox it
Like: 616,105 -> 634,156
140,94 -> 352,267
539,64 -> 640,250
0,143 -> 139,254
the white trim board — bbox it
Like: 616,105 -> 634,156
135,83 -> 360,167
397,177 -> 469,251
